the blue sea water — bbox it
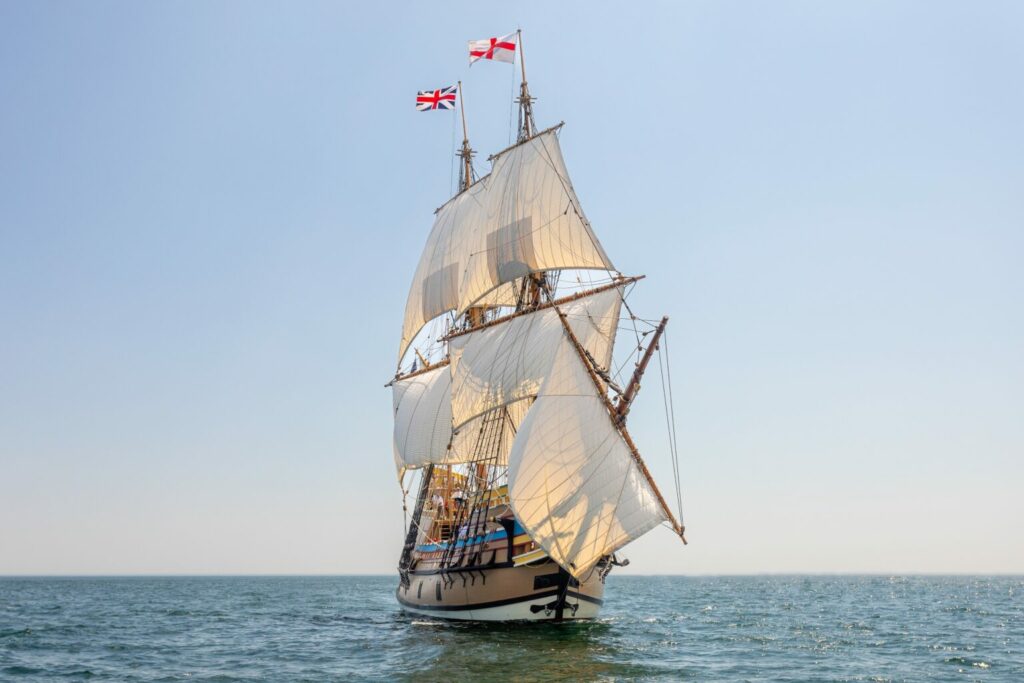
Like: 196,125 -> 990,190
0,576 -> 1021,682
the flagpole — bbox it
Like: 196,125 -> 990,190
518,29 -> 528,86
457,81 -> 474,192
458,81 -> 469,145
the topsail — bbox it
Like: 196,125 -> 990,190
397,128 -> 614,364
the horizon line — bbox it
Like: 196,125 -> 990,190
2,572 -> 1022,579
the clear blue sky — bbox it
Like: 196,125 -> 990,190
1,1 -> 1021,575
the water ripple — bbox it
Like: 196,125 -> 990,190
0,576 -> 1021,681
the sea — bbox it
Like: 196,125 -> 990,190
0,575 -> 1021,682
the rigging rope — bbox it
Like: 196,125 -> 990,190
664,331 -> 685,525
508,53 -> 517,145
402,485 -> 408,534
449,107 -> 457,196
656,332 -> 685,526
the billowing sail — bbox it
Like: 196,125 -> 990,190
389,50 -> 685,620
392,289 -> 669,576
507,336 -> 668,579
448,288 -> 621,429
398,127 -> 614,364
391,364 -> 530,478
391,365 -> 452,477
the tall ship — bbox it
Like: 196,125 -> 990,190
389,32 -> 686,621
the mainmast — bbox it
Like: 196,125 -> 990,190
457,81 -> 475,192
516,29 -> 536,142
511,30 -> 546,309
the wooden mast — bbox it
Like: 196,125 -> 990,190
413,348 -> 432,371
512,30 -> 542,304
616,316 -> 668,422
457,81 -> 474,192
516,29 -> 535,141
458,81 -> 488,327
554,307 -> 687,544
443,276 -> 645,343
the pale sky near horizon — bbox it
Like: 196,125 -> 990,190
1,1 -> 1022,575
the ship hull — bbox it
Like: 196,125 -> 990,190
396,560 -> 605,622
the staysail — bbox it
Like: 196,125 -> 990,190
397,127 -> 614,365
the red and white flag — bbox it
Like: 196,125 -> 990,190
468,32 -> 517,65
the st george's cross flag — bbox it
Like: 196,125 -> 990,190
415,86 -> 457,111
468,32 -> 517,65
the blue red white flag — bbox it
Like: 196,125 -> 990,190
468,33 -> 517,65
415,86 -> 457,111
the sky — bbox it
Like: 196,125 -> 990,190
1,1 -> 1021,576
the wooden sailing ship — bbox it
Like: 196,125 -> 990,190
389,33 -> 685,621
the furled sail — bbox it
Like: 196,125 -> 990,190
398,127 -> 615,364
447,288 -> 622,429
507,335 -> 668,579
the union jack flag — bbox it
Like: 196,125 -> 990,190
468,33 -> 517,65
415,86 -> 457,111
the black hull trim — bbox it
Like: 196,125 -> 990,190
395,588 -> 603,612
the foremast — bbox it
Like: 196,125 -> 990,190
456,81 -> 475,193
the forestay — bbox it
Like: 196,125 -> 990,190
397,128 -> 614,364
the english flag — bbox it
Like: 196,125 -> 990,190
468,32 -> 517,65
415,86 -> 457,111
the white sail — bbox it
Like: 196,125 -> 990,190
507,335 -> 668,579
391,365 -> 530,478
450,398 -> 529,465
391,365 -> 452,478
398,128 -> 614,364
447,288 -> 622,430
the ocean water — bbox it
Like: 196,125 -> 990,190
0,576 -> 1021,682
